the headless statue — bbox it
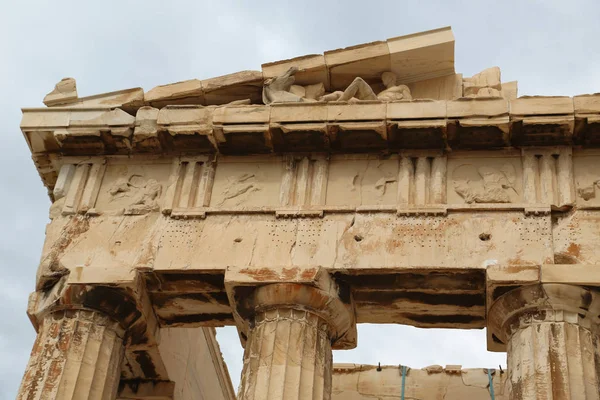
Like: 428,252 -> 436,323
263,68 -> 412,104
262,67 -> 304,104
320,72 -> 412,102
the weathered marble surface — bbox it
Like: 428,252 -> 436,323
332,364 -> 507,400
17,25 -> 600,400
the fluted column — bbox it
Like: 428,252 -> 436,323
488,284 -> 600,400
225,266 -> 356,400
17,309 -> 125,400
238,308 -> 332,400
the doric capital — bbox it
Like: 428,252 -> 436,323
488,283 -> 600,345
25,271 -> 173,384
225,266 -> 357,349
27,273 -> 157,346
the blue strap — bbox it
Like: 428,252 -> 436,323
401,365 -> 407,400
488,369 -> 496,400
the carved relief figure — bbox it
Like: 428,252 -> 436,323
263,67 -> 303,104
374,176 -> 397,196
452,164 -> 517,203
218,173 -> 261,206
463,67 -> 502,98
108,175 -> 162,214
320,72 -> 411,102
578,179 -> 600,201
263,67 -> 412,104
262,67 -> 325,104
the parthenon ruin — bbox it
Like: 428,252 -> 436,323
16,26 -> 600,399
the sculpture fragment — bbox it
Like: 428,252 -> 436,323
263,67 -> 412,104
578,179 -> 600,201
321,72 -> 412,102
453,163 -> 517,203
262,66 -> 304,104
43,77 -> 78,106
108,175 -> 162,214
463,67 -> 502,98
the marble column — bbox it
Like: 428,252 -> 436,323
17,309 -> 125,400
238,308 -> 333,400
226,267 -> 355,400
488,284 -> 600,400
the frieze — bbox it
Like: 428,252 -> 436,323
48,148 -> 598,220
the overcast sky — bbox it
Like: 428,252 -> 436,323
1,0 -> 599,397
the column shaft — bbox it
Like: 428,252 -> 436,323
506,311 -> 600,400
238,308 -> 332,400
18,309 -> 125,400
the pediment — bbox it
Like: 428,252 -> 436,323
39,26 -> 517,109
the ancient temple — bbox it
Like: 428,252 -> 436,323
16,26 -> 600,399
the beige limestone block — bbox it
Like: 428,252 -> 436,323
553,209 -> 600,264
17,309 -> 125,400
263,54 -> 329,89
134,106 -> 159,138
94,160 -> 172,214
332,364 -> 506,400
325,155 -> 399,207
68,108 -> 135,127
408,72 -> 462,100
573,152 -> 600,206
157,327 -> 235,400
446,154 -> 522,205
500,81 -> 518,100
202,70 -> 263,105
68,88 -> 144,111
270,103 -> 327,123
145,79 -> 204,105
213,104 -> 270,125
541,264 -> 600,285
325,41 -> 391,90
387,99 -> 446,119
510,96 -> 574,116
327,102 -> 386,121
463,67 -> 502,97
210,159 -> 284,208
447,97 -> 508,118
387,26 -> 455,84
574,93 -> 600,115
44,77 -> 78,106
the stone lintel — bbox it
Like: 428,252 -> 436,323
224,265 -> 357,350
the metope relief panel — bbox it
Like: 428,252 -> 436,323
210,157 -> 284,208
95,160 -> 172,215
447,155 -> 522,205
574,152 -> 600,206
325,155 -> 399,207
